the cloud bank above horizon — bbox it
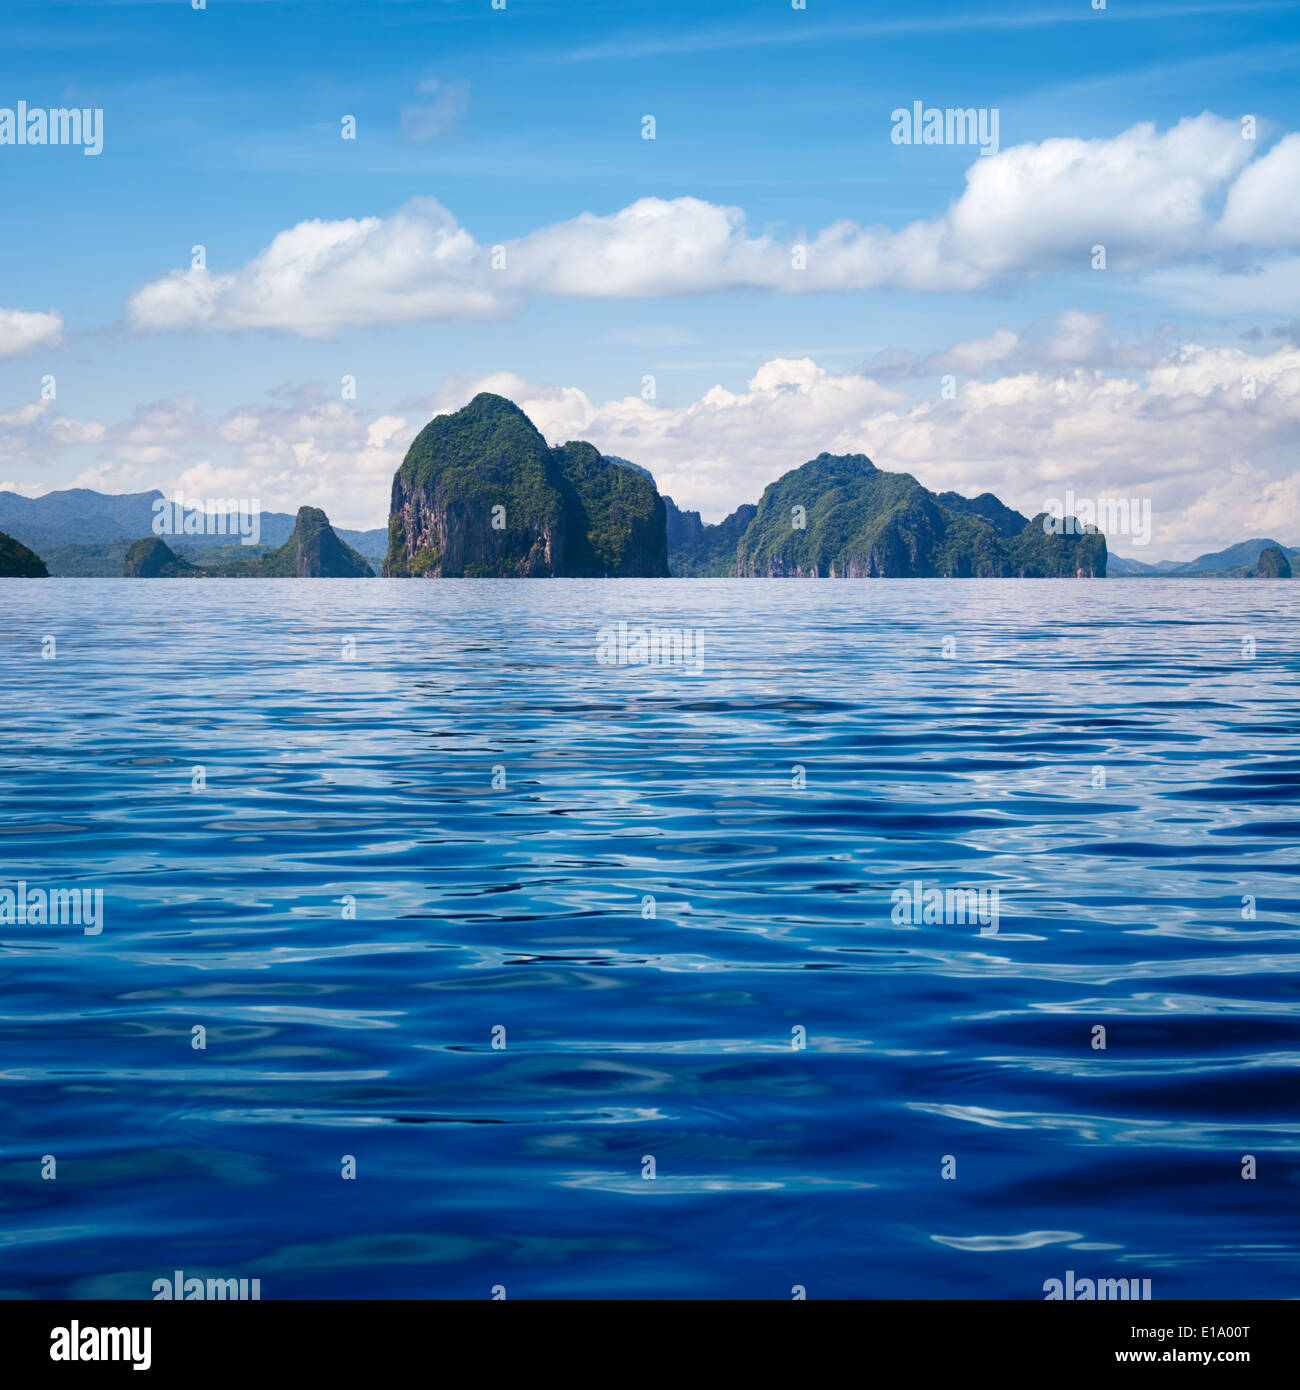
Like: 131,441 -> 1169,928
7,316 -> 1298,562
121,116 -> 1300,338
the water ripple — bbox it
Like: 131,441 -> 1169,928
1,577 -> 1297,1299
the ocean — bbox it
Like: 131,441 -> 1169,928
1,577 -> 1297,1299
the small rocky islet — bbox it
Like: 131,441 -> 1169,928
0,530 -> 48,578
119,507 -> 374,579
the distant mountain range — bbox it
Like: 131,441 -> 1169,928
122,508 -> 374,578
0,487 -> 387,576
1107,538 -> 1300,576
2,404 -> 1296,581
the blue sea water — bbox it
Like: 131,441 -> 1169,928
1,577 -> 1297,1301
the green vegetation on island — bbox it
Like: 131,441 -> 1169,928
384,393 -> 668,577
122,508 -> 374,578
677,453 -> 1105,578
123,537 -> 200,577
664,499 -> 757,576
243,506 -> 374,577
0,530 -> 49,577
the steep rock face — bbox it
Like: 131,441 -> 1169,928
259,507 -> 375,577
551,440 -> 668,577
0,529 -> 49,577
387,394 -> 564,577
384,393 -> 667,577
123,537 -> 199,577
1252,545 -> 1292,578
665,498 -> 757,576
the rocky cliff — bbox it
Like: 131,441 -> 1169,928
383,394 -> 667,578
257,507 -> 375,577
665,498 -> 757,576
1251,545 -> 1292,578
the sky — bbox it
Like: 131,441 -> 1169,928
0,0 -> 1298,559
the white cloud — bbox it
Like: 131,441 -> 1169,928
127,200 -> 498,337
433,359 -> 903,518
111,399 -> 202,465
1136,256 -> 1300,314
66,461 -> 149,492
1,389 -> 410,528
1215,132 -> 1300,247
180,390 -> 409,523
944,114 -> 1256,276
9,333 -> 1299,558
865,310 -> 1172,381
0,307 -> 62,357
0,399 -> 104,466
124,117 -> 1300,335
934,328 -> 1021,375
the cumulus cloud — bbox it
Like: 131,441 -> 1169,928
1215,132 -> 1300,248
863,311 -> 1177,381
124,116 -> 1300,336
65,461 -> 150,492
945,114 -> 1255,276
10,330 -> 1299,557
1,386 -> 412,527
0,307 -> 62,357
126,389 -> 404,523
127,200 -> 497,337
0,399 -> 103,467
110,399 -> 204,466
196,389 -> 410,518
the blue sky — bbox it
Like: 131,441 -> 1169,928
1,0 -> 1298,555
